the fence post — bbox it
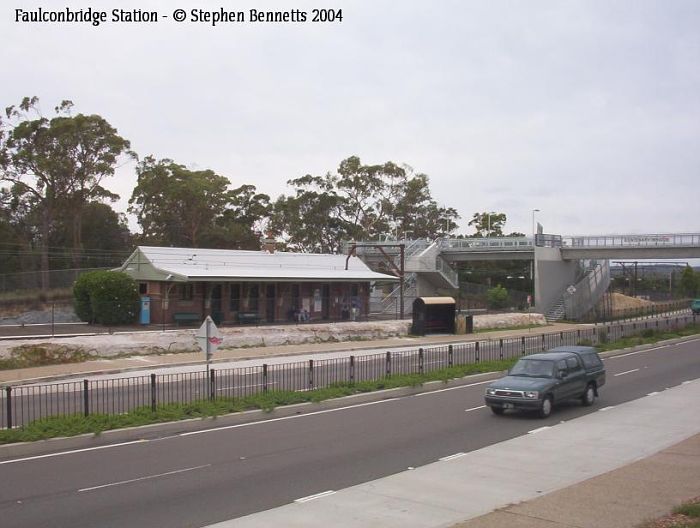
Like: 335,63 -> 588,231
499,339 -> 503,360
542,334 -> 546,351
210,369 -> 216,400
385,352 -> 391,377
83,379 -> 89,417
475,341 -> 480,363
309,360 -> 314,389
448,344 -> 453,367
151,373 -> 157,412
349,355 -> 355,384
418,348 -> 424,375
560,331 -> 564,344
5,387 -> 12,430
521,336 -> 526,355
263,364 -> 268,392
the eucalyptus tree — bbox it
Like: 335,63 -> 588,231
0,97 -> 132,289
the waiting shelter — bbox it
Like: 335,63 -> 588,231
411,297 -> 456,335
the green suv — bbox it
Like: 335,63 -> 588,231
484,346 -> 606,418
691,299 -> 700,315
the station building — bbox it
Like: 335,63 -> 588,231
118,246 -> 397,325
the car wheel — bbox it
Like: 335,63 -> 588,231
581,384 -> 596,406
538,396 -> 553,418
490,406 -> 504,416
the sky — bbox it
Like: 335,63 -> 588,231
3,0 -> 699,238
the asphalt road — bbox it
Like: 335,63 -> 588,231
0,338 -> 698,528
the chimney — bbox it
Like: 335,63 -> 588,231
262,232 -> 276,253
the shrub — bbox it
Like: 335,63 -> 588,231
486,285 -> 509,310
73,271 -> 139,325
73,272 -> 103,323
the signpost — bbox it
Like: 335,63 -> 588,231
196,316 -> 223,394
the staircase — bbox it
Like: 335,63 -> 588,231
545,260 -> 611,322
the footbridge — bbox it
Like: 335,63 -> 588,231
352,233 -> 700,321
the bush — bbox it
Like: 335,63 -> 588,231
73,271 -> 139,325
486,285 -> 509,310
73,272 -> 102,323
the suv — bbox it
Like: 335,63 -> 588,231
691,299 -> 700,315
484,346 -> 606,418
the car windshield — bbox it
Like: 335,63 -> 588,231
509,359 -> 555,378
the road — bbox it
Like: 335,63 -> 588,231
0,338 -> 698,528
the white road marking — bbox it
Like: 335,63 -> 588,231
465,405 -> 486,412
0,440 -> 149,466
614,368 -> 640,377
599,406 -> 615,412
439,452 -> 467,462
528,426 -> 550,434
647,392 -> 660,396
180,399 -> 395,437
414,379 -> 492,397
78,464 -> 210,492
294,490 -> 336,503
682,380 -> 694,385
609,338 -> 700,359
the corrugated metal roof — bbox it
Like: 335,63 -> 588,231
129,246 -> 398,282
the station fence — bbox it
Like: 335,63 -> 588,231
1,312 -> 697,430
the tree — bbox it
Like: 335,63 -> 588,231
270,156 -> 460,251
468,212 -> 507,237
679,266 -> 699,298
202,184 -> 271,250
129,157 -> 231,247
0,97 -> 132,289
486,284 -> 509,309
130,157 -> 270,249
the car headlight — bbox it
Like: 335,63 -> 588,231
524,391 -> 539,399
486,388 -> 496,395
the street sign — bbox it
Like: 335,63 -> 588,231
195,316 -> 222,359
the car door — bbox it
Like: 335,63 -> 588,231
563,356 -> 586,399
553,359 -> 570,401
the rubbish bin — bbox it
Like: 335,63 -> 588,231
464,314 -> 474,334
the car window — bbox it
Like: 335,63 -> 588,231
566,357 -> 582,371
510,359 -> 555,377
581,354 -> 603,369
556,359 -> 568,372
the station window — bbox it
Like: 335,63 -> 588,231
179,284 -> 194,301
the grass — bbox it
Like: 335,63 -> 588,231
638,497 -> 700,527
0,358 -> 515,444
596,324 -> 700,353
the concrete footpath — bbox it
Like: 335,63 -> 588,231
208,380 -> 700,528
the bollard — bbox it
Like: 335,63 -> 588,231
448,344 -> 453,367
210,369 -> 216,400
475,341 -> 480,363
418,348 -> 424,375
309,360 -> 314,389
262,364 -> 268,392
151,373 -> 157,412
83,379 -> 90,417
6,386 -> 12,430
349,355 -> 355,384
385,352 -> 391,377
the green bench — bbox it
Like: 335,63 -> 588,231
173,312 -> 200,326
237,312 -> 260,324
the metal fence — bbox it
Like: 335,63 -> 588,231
1,312 -> 697,430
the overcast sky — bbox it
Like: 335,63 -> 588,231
4,0 -> 699,238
